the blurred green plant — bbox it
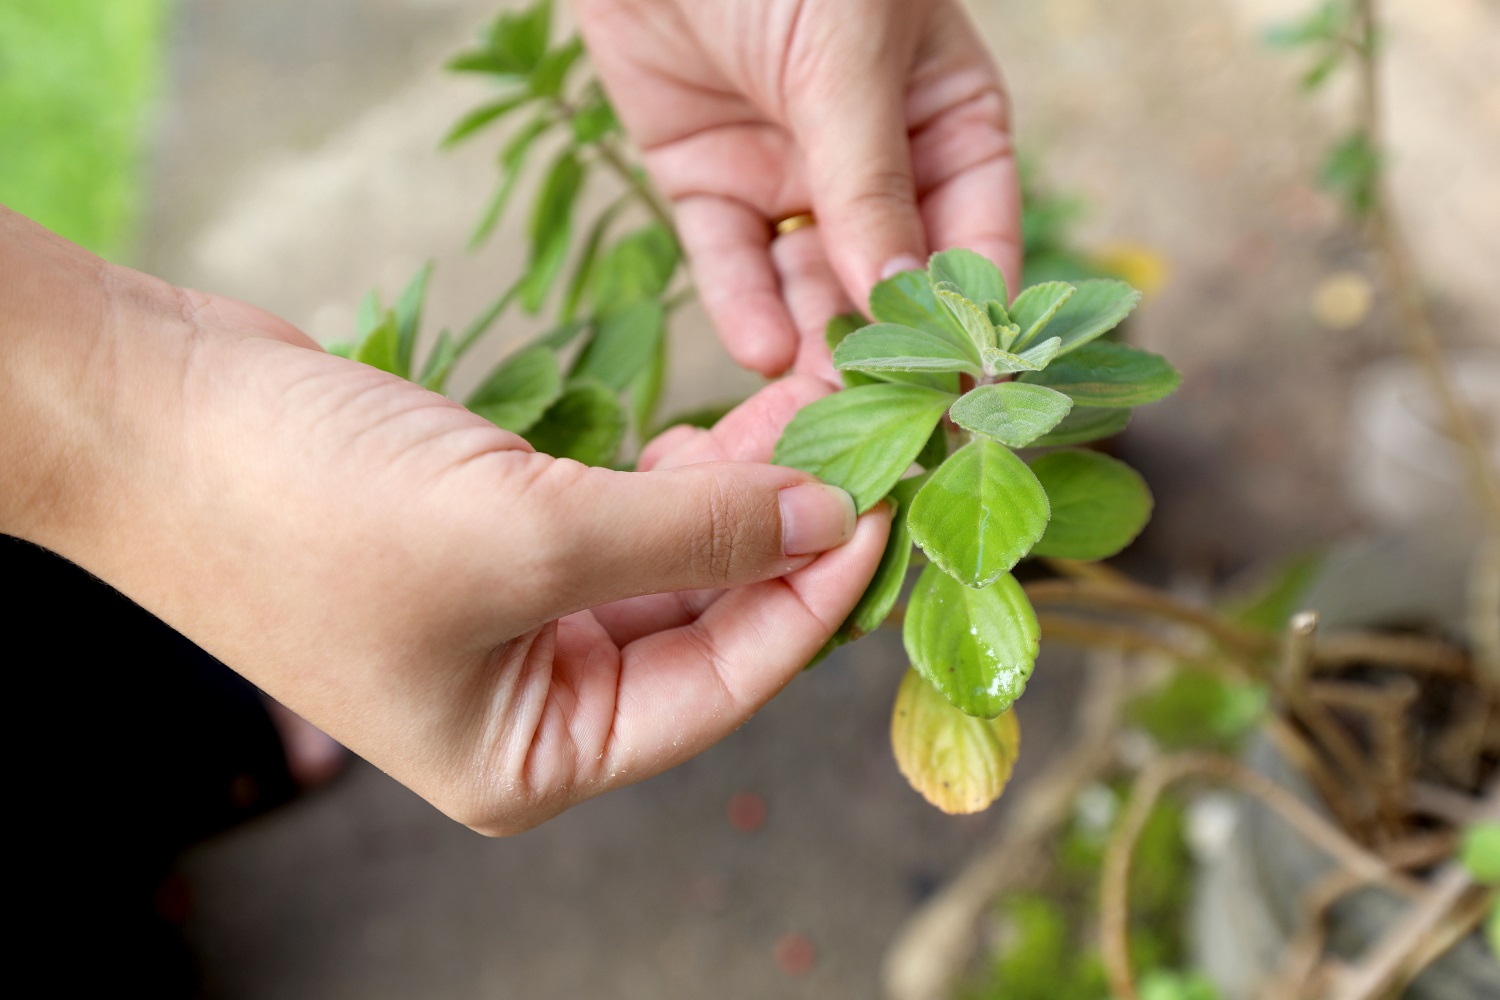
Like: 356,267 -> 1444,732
0,0 -> 167,262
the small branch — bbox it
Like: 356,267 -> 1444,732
1023,579 -> 1274,661
1100,753 -> 1400,1000
1311,678 -> 1419,834
1034,612 -> 1204,662
1313,631 -> 1470,677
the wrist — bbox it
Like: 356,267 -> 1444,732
0,208 -> 190,563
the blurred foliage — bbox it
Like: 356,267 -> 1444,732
961,796 -> 1215,1000
1220,550 -> 1324,634
1128,668 -> 1268,753
0,0 -> 167,262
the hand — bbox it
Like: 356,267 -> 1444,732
1,208 -> 890,834
578,0 -> 1021,381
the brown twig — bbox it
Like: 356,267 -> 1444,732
883,654 -> 1130,1000
1313,631 -> 1471,677
1024,579 -> 1274,660
1034,612 -> 1204,663
1311,678 -> 1419,836
1100,752 -> 1401,1000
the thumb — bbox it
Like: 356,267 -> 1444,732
533,461 -> 857,614
787,31 -> 927,308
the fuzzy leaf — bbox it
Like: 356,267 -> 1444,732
981,346 -> 1045,376
937,287 -> 997,354
928,248 -> 1009,308
571,299 -> 664,390
891,667 -> 1021,813
1020,341 -> 1181,407
774,384 -> 955,513
950,383 -> 1074,448
1009,282 -> 1076,345
523,378 -> 625,466
1030,406 -> 1131,446
1029,449 -> 1152,560
528,36 -> 582,98
909,439 -> 1051,587
1017,335 -> 1063,370
903,563 -> 1039,717
1015,278 -> 1139,354
560,196 -> 628,322
468,345 -> 564,433
590,223 -> 678,315
833,323 -> 983,377
628,333 -> 667,438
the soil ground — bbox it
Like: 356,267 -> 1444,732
134,1 -> 1499,996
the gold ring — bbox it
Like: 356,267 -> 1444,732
773,212 -> 816,236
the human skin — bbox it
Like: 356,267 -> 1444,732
578,0 -> 1021,379
0,207 -> 887,833
0,0 -> 1019,833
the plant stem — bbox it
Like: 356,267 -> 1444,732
1024,578 -> 1275,660
1351,0 -> 1500,531
594,134 -> 676,233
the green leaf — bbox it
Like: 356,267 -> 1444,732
571,299 -> 664,391
1301,49 -> 1343,91
467,345 -> 563,433
1015,278 -> 1139,354
980,345 -> 1045,376
833,323 -> 982,377
844,473 -> 928,639
419,329 -> 458,392
442,93 -> 533,147
869,269 -> 967,343
1460,822 -> 1500,885
590,223 -> 678,314
393,262 -> 432,377
1129,667 -> 1268,751
915,422 -> 948,470
773,384 -> 955,513
353,312 -> 402,377
1029,449 -> 1152,560
520,149 -> 587,312
1321,130 -> 1381,217
1009,281 -> 1076,345
534,317 -> 591,351
824,312 -> 866,352
628,330 -> 667,438
569,84 -> 620,145
1030,406 -> 1131,446
487,0 -> 551,74
937,287 -> 997,354
528,36 -> 582,98
950,383 -> 1074,448
909,439 -> 1051,587
1020,336 -> 1063,369
928,248 -> 1009,308
469,114 -> 550,248
523,378 -> 626,466
903,563 -> 1039,717
454,278 -> 523,357
891,666 -> 1021,813
1021,341 -> 1181,407
559,195 -> 630,322
325,341 -> 354,359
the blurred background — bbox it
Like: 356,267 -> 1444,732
3,0 -> 1496,997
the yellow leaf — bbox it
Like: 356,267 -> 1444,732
891,668 -> 1021,814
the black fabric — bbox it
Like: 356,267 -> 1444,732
5,534 -> 295,996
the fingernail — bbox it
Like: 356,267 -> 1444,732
880,254 -> 926,281
780,483 -> 857,556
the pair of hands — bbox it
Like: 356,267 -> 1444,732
0,0 -> 1019,833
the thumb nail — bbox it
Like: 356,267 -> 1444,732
880,254 -> 926,281
780,483 -> 857,556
